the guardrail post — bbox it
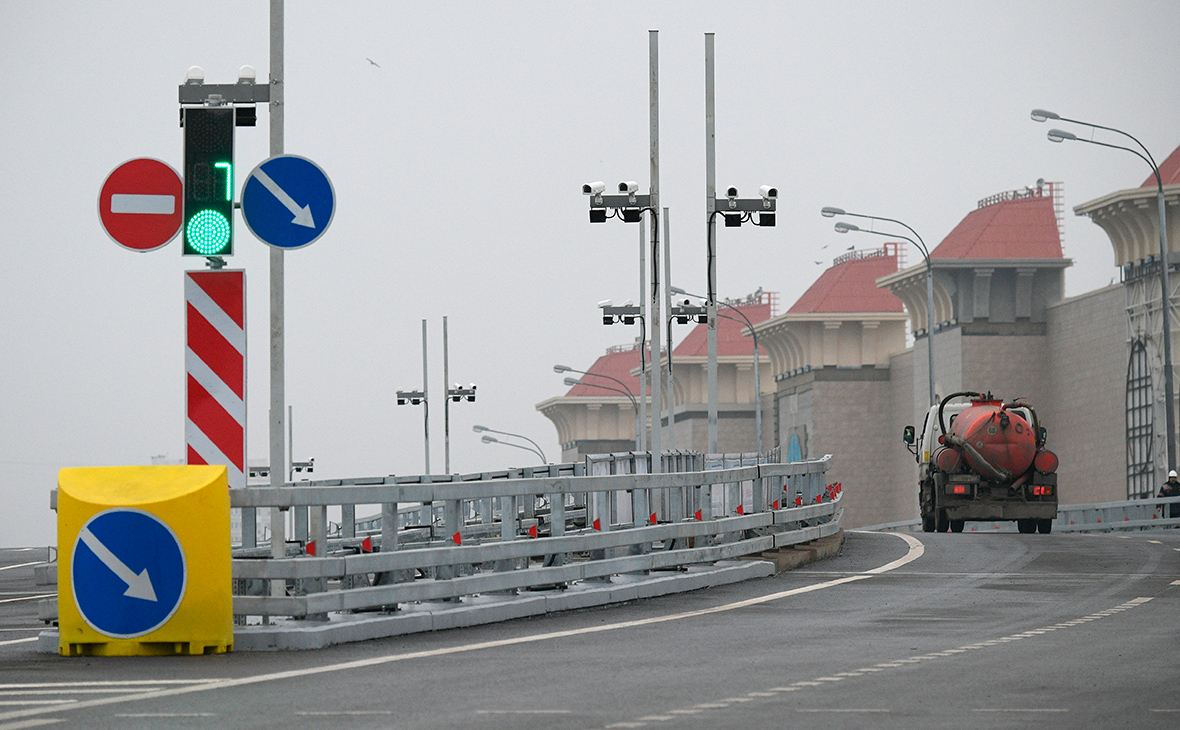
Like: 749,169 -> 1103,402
306,504 -> 328,620
496,493 -> 518,576
546,485 -> 565,567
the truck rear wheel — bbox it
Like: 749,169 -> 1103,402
936,511 -> 949,533
1017,518 -> 1036,534
950,519 -> 965,533
922,513 -> 936,532
1037,518 -> 1053,534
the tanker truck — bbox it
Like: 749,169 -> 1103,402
903,391 -> 1059,534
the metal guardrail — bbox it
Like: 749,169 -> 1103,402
858,496 -> 1180,533
228,455 -> 838,620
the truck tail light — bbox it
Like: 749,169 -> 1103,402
947,484 -> 970,496
1031,485 -> 1054,497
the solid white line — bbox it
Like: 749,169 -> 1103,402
0,682 -> 223,690
0,691 -> 163,697
0,638 -> 38,648
0,563 -> 41,573
796,708 -> 890,712
0,596 -> 53,606
110,194 -> 174,215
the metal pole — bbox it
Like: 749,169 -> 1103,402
649,29 -> 663,473
925,258 -> 937,407
638,215 -> 647,454
663,206 -> 675,452
1157,184 -> 1176,472
421,318 -> 430,474
704,32 -> 719,455
443,315 -> 450,474
267,0 -> 286,598
753,320 -> 761,454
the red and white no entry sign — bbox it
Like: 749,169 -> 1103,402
98,158 -> 183,252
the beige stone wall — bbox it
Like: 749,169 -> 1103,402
1044,285 -> 1126,504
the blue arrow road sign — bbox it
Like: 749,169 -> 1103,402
71,508 -> 187,639
241,154 -> 335,250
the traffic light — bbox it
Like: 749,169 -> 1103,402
183,106 -> 234,256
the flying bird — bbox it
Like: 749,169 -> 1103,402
845,245 -> 855,251
814,260 -> 823,265
820,244 -> 828,249
367,57 -> 380,67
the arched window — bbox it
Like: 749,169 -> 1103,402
1126,340 -> 1154,500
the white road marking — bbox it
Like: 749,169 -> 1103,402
0,682 -> 224,689
974,708 -> 1068,712
0,691 -> 164,697
473,710 -> 571,715
0,638 -> 38,648
0,720 -> 66,730
0,563 -> 42,573
797,708 -> 890,712
296,711 -> 396,716
0,596 -> 53,606
114,714 -> 215,718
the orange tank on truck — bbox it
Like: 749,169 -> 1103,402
903,391 -> 1059,534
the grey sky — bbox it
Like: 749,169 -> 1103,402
2,1 -> 1177,547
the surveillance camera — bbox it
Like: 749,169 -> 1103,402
583,181 -> 606,196
726,186 -> 738,199
759,185 -> 778,200
622,299 -> 634,307
185,66 -> 205,84
598,299 -> 613,309
618,181 -> 639,194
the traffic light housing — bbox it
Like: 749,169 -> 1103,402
183,107 -> 234,256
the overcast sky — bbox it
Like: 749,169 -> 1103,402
2,1 -> 1177,548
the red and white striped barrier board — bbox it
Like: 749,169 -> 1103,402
185,270 -> 246,488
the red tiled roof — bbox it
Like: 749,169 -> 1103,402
1142,143 -> 1180,188
564,345 -> 643,397
931,193 -> 1062,260
672,301 -> 773,357
788,249 -> 903,314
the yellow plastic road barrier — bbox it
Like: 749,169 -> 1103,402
57,465 -> 232,656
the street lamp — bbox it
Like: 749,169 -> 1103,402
671,286 -> 764,453
1033,107 -> 1175,472
822,208 -> 937,408
479,434 -> 546,464
472,424 -> 547,464
555,364 -> 642,451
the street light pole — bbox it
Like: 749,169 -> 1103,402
823,208 -> 936,408
1033,108 -> 1175,473
671,287 -> 762,453
704,32 -> 719,454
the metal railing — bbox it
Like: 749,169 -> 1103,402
228,454 -> 837,620
858,496 -> 1180,533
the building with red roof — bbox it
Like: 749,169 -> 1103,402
536,342 -> 645,459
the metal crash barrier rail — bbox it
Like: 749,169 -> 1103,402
860,496 -> 1180,533
228,455 -> 837,620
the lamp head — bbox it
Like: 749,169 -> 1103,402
472,424 -> 488,433
563,377 -> 582,387
820,206 -> 845,218
834,221 -> 859,233
1030,109 -> 1059,123
481,435 -> 497,444
1047,129 -> 1076,143
553,364 -> 571,373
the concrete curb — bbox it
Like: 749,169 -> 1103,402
35,532 -> 844,653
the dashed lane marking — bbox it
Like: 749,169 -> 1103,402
592,596 -> 1155,730
0,639 -> 37,648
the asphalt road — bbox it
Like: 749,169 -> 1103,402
1,529 -> 1178,730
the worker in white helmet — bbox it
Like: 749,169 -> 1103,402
1160,470 -> 1180,518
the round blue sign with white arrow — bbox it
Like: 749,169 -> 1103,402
71,508 -> 187,639
240,154 -> 335,250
